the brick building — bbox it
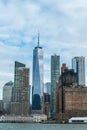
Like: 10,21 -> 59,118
43,93 -> 50,117
61,63 -> 68,73
59,69 -> 77,87
56,68 -> 87,122
56,87 -> 87,122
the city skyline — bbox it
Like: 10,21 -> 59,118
0,0 -> 87,99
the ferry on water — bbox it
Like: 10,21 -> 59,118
69,117 -> 87,123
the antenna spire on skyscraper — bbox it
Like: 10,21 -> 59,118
38,32 -> 40,47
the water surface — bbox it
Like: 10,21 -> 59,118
0,123 -> 87,130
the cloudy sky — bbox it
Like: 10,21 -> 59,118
0,0 -> 87,99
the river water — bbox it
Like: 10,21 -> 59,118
0,123 -> 87,130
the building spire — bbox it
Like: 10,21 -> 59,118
38,32 -> 39,47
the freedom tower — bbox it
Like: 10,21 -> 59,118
32,33 -> 44,113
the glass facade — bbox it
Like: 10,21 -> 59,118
72,56 -> 85,86
12,61 -> 25,102
12,61 -> 29,115
32,45 -> 43,111
3,81 -> 13,114
44,82 -> 51,95
51,55 -> 60,117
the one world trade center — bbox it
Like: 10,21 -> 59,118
32,33 -> 44,113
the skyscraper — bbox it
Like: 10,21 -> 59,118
51,54 -> 60,117
12,61 -> 25,103
72,56 -> 85,86
3,81 -> 13,114
61,63 -> 68,73
44,82 -> 51,117
32,34 -> 44,112
44,82 -> 51,95
11,61 -> 29,115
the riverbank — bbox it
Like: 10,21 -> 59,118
0,115 -> 47,123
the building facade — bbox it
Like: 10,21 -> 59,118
56,87 -> 87,122
3,81 -> 13,114
59,69 -> 77,87
43,83 -> 51,117
32,35 -> 44,113
12,61 -> 25,102
0,100 -> 3,115
72,56 -> 85,86
61,63 -> 68,73
51,55 -> 60,117
11,61 -> 29,116
44,82 -> 51,95
43,93 -> 50,117
56,69 -> 77,116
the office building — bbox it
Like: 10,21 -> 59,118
72,56 -> 85,86
11,61 -> 29,116
51,54 -> 60,117
44,82 -> 51,95
32,34 -> 44,113
59,69 -> 77,87
0,100 -> 3,115
61,63 -> 68,73
56,68 -> 77,117
3,81 -> 13,114
43,93 -> 50,117
44,82 -> 51,117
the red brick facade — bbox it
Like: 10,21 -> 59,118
64,87 -> 87,111
56,87 -> 87,122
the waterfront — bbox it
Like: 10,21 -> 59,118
0,123 -> 87,130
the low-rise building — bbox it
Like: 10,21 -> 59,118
32,114 -> 47,122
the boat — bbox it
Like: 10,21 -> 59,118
69,117 -> 87,123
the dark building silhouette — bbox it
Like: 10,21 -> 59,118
61,63 -> 68,73
59,69 -> 77,87
43,93 -> 50,117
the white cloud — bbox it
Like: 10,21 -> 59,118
0,0 -> 87,99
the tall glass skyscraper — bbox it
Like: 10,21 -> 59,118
32,34 -> 44,112
51,55 -> 60,117
72,56 -> 85,86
